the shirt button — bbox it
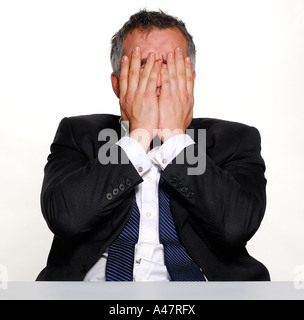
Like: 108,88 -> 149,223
162,158 -> 168,165
146,212 -> 152,218
146,176 -> 152,182
138,278 -> 143,282
138,166 -> 143,173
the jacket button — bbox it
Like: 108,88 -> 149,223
187,192 -> 195,199
181,187 -> 189,193
174,181 -> 182,189
119,183 -> 125,191
169,176 -> 177,183
126,179 -> 132,186
106,193 -> 113,201
113,188 -> 119,196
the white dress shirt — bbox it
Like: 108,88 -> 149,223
84,129 -> 195,282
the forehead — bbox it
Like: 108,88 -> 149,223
123,28 -> 188,56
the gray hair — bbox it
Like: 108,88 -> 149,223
110,9 -> 196,77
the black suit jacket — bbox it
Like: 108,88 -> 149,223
37,114 -> 270,281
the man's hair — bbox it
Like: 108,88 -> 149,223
110,9 -> 196,76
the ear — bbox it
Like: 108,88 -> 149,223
111,72 -> 120,98
192,71 -> 196,84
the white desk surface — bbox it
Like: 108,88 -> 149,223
0,281 -> 303,300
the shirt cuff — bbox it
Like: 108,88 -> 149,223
152,134 -> 195,170
116,136 -> 152,176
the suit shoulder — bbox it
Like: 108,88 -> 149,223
191,118 -> 260,139
190,118 -> 261,154
191,118 -> 255,132
67,114 -> 120,128
51,114 -> 121,158
59,114 -> 121,136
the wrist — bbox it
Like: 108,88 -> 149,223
129,128 -> 154,152
158,128 -> 185,143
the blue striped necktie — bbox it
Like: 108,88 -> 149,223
105,198 -> 140,281
105,179 -> 205,281
158,178 -> 205,281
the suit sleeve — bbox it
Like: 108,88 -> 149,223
41,117 -> 143,241
161,126 -> 267,251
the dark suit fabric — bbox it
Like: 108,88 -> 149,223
37,114 -> 270,281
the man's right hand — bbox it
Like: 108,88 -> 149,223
119,47 -> 161,152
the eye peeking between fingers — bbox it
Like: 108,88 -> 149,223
141,58 -> 147,68
141,56 -> 167,70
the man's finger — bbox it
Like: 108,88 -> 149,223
160,63 -> 171,97
175,47 -> 187,92
185,57 -> 194,96
167,51 -> 178,93
127,47 -> 142,96
146,60 -> 161,94
119,55 -> 129,100
137,52 -> 156,94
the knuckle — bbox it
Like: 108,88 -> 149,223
140,73 -> 149,82
178,70 -> 186,78
170,74 -> 177,82
164,78 -> 171,86
125,93 -> 133,105
148,74 -> 157,83
134,93 -> 142,103
119,74 -> 128,82
181,92 -> 189,103
129,70 -> 139,78
187,75 -> 193,83
143,91 -> 154,101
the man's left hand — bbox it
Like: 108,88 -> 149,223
158,47 -> 195,142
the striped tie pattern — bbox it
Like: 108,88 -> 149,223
159,178 -> 206,281
105,180 -> 206,281
105,198 -> 140,281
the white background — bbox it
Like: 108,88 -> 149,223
0,0 -> 303,282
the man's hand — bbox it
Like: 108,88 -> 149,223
158,48 -> 195,142
119,47 -> 161,151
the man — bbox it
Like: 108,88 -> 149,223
37,10 -> 270,281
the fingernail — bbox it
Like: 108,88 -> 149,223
186,57 -> 191,64
148,52 -> 155,59
133,47 -> 140,54
176,47 -> 182,54
168,52 -> 174,60
122,56 -> 128,62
